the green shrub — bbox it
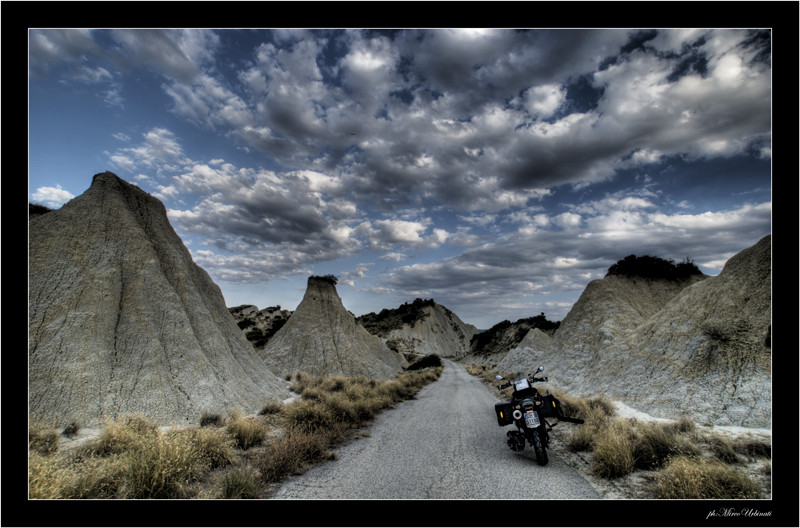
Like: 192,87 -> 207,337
652,456 -> 760,499
281,399 -> 337,433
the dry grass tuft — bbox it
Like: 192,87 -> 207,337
652,456 -> 760,499
592,419 -> 636,478
226,411 -> 268,450
221,466 -> 262,499
29,424 -> 60,456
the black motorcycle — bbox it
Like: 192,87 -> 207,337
494,367 -> 584,466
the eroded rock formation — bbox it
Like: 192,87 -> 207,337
261,276 -> 407,378
29,172 -> 288,427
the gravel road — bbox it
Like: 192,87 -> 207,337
268,359 -> 601,500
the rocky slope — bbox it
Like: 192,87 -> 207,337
461,314 -> 560,365
28,172 -> 289,428
261,276 -> 407,378
494,328 -> 554,372
229,304 -> 292,350
359,299 -> 478,359
508,236 -> 772,428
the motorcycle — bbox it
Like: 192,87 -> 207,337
494,367 -> 584,466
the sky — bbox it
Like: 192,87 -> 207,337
28,28 -> 772,329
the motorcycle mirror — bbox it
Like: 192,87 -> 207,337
537,366 -> 544,372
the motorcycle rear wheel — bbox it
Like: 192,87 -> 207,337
530,428 -> 549,466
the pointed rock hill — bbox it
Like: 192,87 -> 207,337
261,276 -> 408,378
29,172 -> 288,428
527,236 -> 771,428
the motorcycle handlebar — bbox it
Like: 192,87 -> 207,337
498,377 -> 548,390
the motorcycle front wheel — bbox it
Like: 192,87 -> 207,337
529,427 -> 549,466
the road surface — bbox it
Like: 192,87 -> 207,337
268,359 -> 601,500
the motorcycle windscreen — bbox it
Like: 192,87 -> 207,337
514,378 -> 531,391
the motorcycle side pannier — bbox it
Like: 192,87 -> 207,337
539,393 -> 560,418
495,402 -> 514,426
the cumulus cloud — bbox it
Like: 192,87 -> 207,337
74,28 -> 769,321
32,184 -> 75,209
60,28 -> 770,213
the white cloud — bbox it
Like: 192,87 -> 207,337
524,84 -> 566,118
32,184 -> 75,208
59,28 -> 768,323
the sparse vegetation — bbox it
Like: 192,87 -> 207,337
592,419 -> 636,478
469,313 -> 560,354
29,424 -> 60,455
652,456 -> 761,499
310,274 -> 338,285
30,415 -> 240,499
29,368 -> 442,499
407,354 -> 443,370
606,254 -> 702,281
29,203 -> 53,218
225,411 -> 268,450
221,466 -> 263,499
358,298 -> 436,336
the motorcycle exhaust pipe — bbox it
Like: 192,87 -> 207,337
512,409 -> 523,420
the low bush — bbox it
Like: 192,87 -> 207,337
258,400 -> 284,416
62,421 -> 80,438
407,354 -> 442,370
119,429 -> 204,498
29,425 -> 59,455
87,415 -> 159,457
652,456 -> 760,499
734,438 -> 771,460
257,427 -> 337,483
606,254 -> 702,280
199,413 -> 224,427
221,466 -> 262,499
562,394 -> 615,453
226,411 -> 268,450
592,419 -> 636,479
632,422 -> 698,470
709,436 -> 740,465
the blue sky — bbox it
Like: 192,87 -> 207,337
28,28 -> 772,329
